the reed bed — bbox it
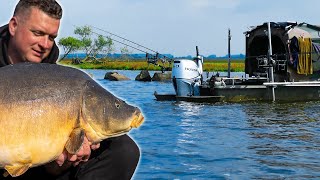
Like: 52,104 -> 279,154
203,60 -> 244,72
58,59 -> 245,72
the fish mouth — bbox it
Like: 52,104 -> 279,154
90,111 -> 144,140
92,112 -> 144,140
130,112 -> 144,128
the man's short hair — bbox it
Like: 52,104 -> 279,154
14,0 -> 62,20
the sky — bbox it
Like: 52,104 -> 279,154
1,0 -> 320,57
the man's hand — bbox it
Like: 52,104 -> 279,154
56,136 -> 101,167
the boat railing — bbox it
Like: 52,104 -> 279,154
276,59 -> 287,71
256,55 -> 287,72
220,77 -> 269,86
264,81 -> 320,87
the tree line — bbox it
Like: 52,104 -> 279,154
58,26 -> 131,61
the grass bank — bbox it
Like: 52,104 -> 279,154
58,59 -> 245,72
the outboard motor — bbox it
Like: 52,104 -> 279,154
172,46 -> 204,96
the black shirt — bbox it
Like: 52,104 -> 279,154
0,24 -> 59,67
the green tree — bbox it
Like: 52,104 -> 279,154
102,36 -> 114,58
74,26 -> 93,58
58,37 -> 83,60
91,35 -> 108,58
74,26 -> 114,60
120,45 -> 132,62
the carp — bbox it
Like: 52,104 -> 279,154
0,63 -> 144,177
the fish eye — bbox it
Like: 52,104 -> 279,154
115,102 -> 120,109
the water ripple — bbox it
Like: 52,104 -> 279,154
86,69 -> 320,179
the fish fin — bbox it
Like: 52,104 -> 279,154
65,128 -> 85,154
4,164 -> 32,177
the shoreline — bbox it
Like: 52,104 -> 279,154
58,59 -> 245,72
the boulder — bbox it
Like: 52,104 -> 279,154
104,72 -> 130,81
152,72 -> 172,81
135,70 -> 152,82
72,58 -> 82,64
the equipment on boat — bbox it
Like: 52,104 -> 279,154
155,22 -> 320,103
83,24 -> 320,103
172,46 -> 203,96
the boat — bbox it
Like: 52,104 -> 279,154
154,22 -> 320,103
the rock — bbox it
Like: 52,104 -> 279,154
72,58 -> 82,64
104,72 -> 130,81
152,72 -> 172,81
135,70 -> 152,82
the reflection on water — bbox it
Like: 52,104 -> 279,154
244,102 -> 320,179
176,102 -> 203,159
177,101 -> 204,117
246,102 -> 319,126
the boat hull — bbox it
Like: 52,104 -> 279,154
212,82 -> 320,102
155,83 -> 320,103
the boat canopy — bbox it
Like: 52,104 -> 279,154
244,22 -> 320,77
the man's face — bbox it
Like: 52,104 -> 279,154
9,7 -> 60,63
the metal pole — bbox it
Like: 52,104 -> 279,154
267,22 -> 276,101
228,28 -> 231,78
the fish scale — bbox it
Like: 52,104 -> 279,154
0,62 -> 144,177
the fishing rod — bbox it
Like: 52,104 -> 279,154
89,25 -> 174,65
92,30 -> 173,71
71,24 -> 174,70
72,24 -> 151,54
91,25 -> 158,54
90,31 -> 148,54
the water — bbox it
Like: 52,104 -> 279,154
85,69 -> 320,179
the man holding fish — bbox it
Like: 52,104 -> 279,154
0,0 -> 142,179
